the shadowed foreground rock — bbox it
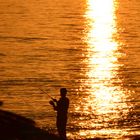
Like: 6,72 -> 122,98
0,109 -> 59,140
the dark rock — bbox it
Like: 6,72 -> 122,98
0,109 -> 59,140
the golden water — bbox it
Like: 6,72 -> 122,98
0,0 -> 140,139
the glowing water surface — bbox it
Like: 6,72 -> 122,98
68,0 -> 138,139
0,0 -> 139,139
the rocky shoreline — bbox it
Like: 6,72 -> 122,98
0,109 -> 59,140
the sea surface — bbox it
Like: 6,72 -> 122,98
0,0 -> 140,139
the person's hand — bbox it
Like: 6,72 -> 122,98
49,100 -> 54,106
52,99 -> 57,102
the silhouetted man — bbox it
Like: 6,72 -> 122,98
49,88 -> 69,140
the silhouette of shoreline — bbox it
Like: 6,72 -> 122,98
0,109 -> 59,140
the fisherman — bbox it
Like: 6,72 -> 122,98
49,88 -> 69,140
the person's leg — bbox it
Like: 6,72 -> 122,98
57,119 -> 67,139
58,128 -> 66,140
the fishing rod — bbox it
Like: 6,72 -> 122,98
39,88 -> 55,100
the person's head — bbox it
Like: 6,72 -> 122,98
60,88 -> 67,97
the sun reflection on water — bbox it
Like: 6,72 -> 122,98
83,0 -> 127,110
74,0 -> 131,138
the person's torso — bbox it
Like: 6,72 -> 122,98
57,97 -> 69,116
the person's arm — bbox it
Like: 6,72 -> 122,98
49,99 -> 58,111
